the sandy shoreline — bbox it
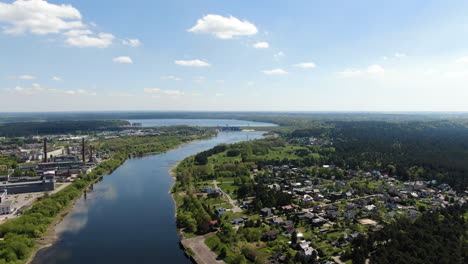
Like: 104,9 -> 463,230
24,193 -> 80,264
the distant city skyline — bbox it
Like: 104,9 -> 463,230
1,0 -> 468,112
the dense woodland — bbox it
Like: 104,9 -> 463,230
0,120 -> 129,137
288,121 -> 468,190
344,204 -> 467,264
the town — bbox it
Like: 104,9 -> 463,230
175,136 -> 468,264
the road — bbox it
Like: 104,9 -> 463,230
212,180 -> 242,213
181,233 -> 225,264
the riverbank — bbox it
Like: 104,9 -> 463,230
25,131 -> 265,264
0,133 -> 213,264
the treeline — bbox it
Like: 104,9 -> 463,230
194,145 -> 228,165
0,151 -> 127,264
0,134 -> 208,264
285,121 -> 468,190
326,121 -> 468,190
343,204 -> 468,264
0,120 -> 129,137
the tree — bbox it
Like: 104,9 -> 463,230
218,246 -> 227,259
291,231 -> 298,244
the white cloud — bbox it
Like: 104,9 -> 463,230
51,76 -> 62,81
122,38 -> 141,47
10,75 -> 36,80
262,69 -> 288,75
293,62 -> 316,68
0,0 -> 84,35
161,75 -> 182,81
339,69 -> 362,77
339,64 -> 384,77
175,59 -> 210,67
246,81 -> 254,86
112,56 -> 133,64
274,51 -> 285,60
144,88 -> 186,96
215,80 -> 225,84
215,93 -> 224,96
188,14 -> 258,39
367,64 -> 384,73
253,42 -> 269,48
455,56 -> 468,63
65,30 -> 114,48
394,52 -> 406,57
0,0 -> 131,48
7,83 -> 95,96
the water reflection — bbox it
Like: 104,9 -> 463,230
56,184 -> 118,234
32,131 -> 266,264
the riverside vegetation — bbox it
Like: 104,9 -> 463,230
0,128 -> 214,264
172,122 -> 468,264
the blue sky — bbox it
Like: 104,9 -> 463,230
1,0 -> 468,112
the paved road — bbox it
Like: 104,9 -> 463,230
212,180 -> 242,213
181,233 -> 225,264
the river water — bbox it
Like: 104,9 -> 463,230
32,131 -> 265,264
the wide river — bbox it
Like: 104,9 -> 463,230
32,131 -> 265,264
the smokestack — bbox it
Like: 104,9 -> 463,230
82,138 -> 85,163
89,145 -> 93,162
43,138 -> 48,163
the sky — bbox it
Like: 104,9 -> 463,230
1,0 -> 468,112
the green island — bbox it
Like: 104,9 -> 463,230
0,126 -> 214,264
172,119 -> 468,264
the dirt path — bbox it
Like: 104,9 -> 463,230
181,233 -> 225,264
212,180 -> 242,213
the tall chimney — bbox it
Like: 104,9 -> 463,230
43,138 -> 48,163
82,138 -> 86,163
89,145 -> 93,162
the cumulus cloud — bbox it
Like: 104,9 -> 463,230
274,51 -> 285,60
122,38 -> 141,47
143,88 -> 186,96
161,75 -> 182,81
188,14 -> 258,39
175,59 -> 210,67
394,52 -> 406,57
10,74 -> 36,80
0,0 -> 134,48
293,62 -> 316,68
253,42 -> 269,48
339,64 -> 384,77
7,83 -> 95,96
262,69 -> 288,75
51,76 -> 62,81
65,30 -> 114,48
0,0 -> 84,35
112,56 -> 133,64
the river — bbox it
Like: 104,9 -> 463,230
31,131 -> 265,264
